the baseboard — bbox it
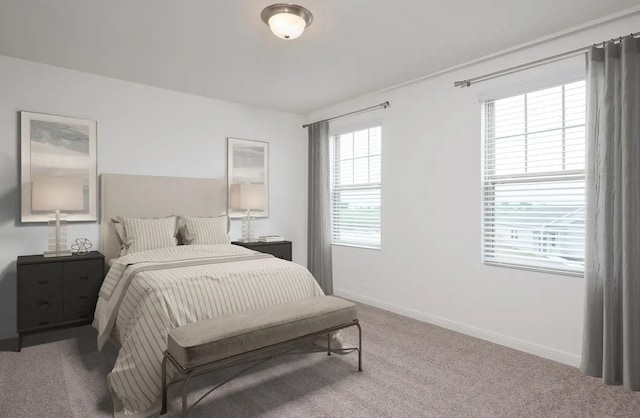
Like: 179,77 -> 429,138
0,327 -> 17,342
0,335 -> 18,352
334,288 -> 581,368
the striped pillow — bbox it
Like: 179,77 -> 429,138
179,215 -> 230,245
120,216 -> 179,254
111,217 -> 129,256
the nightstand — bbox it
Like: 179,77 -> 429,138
232,240 -> 292,261
16,251 -> 104,351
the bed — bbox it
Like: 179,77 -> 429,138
93,174 -> 325,418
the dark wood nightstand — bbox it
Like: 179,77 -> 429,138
232,240 -> 292,261
16,251 -> 105,351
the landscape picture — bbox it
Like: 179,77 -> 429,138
21,112 -> 97,222
227,137 -> 269,218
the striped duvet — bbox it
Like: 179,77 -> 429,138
93,244 -> 324,417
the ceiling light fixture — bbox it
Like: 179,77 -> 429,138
261,3 -> 313,40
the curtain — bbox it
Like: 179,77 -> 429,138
307,121 -> 333,294
581,37 -> 640,390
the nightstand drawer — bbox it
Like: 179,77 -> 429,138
63,298 -> 95,321
19,283 -> 63,308
19,305 -> 63,331
64,260 -> 102,282
19,263 -> 63,287
64,279 -> 101,301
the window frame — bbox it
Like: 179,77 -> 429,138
481,81 -> 586,276
330,126 -> 382,250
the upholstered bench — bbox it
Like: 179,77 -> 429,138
161,296 -> 362,417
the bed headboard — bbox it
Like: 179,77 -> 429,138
100,173 -> 227,262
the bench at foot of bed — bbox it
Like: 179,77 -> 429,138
161,295 -> 362,417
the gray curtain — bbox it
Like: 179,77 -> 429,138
307,121 -> 333,294
581,37 -> 640,390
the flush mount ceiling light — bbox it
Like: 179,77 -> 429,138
261,3 -> 313,40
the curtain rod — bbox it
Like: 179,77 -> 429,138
302,101 -> 390,128
454,31 -> 639,88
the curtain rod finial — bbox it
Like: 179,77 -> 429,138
454,80 -> 471,88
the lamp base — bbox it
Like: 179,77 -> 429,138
241,209 -> 256,242
44,249 -> 73,258
44,210 -> 71,257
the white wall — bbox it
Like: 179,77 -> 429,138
305,13 -> 640,367
0,55 -> 307,339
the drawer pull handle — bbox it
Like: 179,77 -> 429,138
79,296 -> 89,300
38,280 -> 49,285
38,321 -> 49,326
79,276 -> 89,281
37,301 -> 49,306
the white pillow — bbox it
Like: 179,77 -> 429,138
119,216 -> 179,254
178,215 -> 230,245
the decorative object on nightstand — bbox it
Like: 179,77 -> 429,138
31,175 -> 85,257
259,235 -> 285,242
16,251 -> 104,351
230,183 -> 266,242
71,238 -> 93,255
232,240 -> 292,261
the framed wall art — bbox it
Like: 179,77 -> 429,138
20,111 -> 97,222
227,137 -> 269,219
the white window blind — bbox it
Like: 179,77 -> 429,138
482,80 -> 586,274
330,126 -> 381,248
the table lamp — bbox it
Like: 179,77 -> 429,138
31,175 -> 84,257
230,183 -> 266,242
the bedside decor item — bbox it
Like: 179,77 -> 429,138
261,3 -> 313,40
71,238 -> 93,255
230,183 -> 266,242
32,175 -> 84,257
259,235 -> 285,242
227,137 -> 269,218
21,111 -> 97,223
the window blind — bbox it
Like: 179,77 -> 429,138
482,81 -> 586,274
330,126 -> 381,248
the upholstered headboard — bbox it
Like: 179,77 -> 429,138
100,173 -> 227,262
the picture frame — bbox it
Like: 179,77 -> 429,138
227,137 -> 269,219
20,111 -> 98,223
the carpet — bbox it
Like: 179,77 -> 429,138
0,302 -> 638,417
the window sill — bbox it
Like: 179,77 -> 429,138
332,243 -> 381,251
484,261 -> 584,278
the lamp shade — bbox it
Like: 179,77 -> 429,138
230,183 -> 266,211
32,176 -> 85,212
268,13 -> 306,40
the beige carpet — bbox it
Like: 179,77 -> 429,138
0,302 -> 638,417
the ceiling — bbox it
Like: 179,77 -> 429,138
0,1 -> 638,114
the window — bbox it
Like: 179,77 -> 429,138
330,126 -> 381,248
482,81 -> 586,274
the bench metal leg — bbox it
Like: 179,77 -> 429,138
356,321 -> 362,372
161,355 -> 168,415
182,373 -> 194,418
327,332 -> 331,356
